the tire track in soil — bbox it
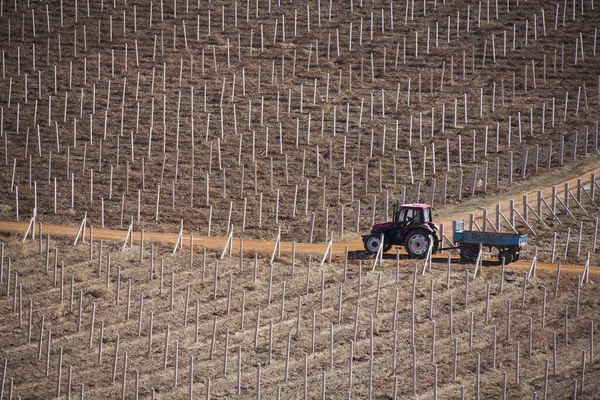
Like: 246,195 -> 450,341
1,161 -> 600,276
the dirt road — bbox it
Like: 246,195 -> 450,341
1,161 -> 599,275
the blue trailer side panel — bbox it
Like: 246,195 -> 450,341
453,221 -> 528,247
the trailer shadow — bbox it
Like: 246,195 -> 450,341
347,250 -> 503,267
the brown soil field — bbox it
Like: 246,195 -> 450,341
1,236 -> 599,399
1,0 -> 600,398
0,0 -> 599,246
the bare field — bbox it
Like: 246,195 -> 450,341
0,0 -> 599,245
0,236 -> 599,398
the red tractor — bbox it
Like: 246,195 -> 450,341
362,203 -> 440,258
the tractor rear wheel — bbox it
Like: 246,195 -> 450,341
364,234 -> 382,253
405,229 -> 432,259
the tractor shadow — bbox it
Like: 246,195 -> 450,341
347,250 -> 503,266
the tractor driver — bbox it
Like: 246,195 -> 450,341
398,207 -> 422,228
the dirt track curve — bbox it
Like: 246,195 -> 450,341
1,161 -> 600,276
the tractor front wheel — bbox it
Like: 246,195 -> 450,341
364,234 -> 382,253
405,229 -> 432,259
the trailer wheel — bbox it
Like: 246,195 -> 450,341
498,249 -> 512,265
460,245 -> 478,262
511,250 -> 520,262
363,234 -> 382,253
405,229 -> 432,259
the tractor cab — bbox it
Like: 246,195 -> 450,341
394,203 -> 432,227
363,202 -> 439,258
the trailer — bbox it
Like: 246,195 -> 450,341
453,220 -> 528,264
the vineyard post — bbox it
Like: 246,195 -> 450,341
492,326 -> 497,369
77,289 -> 83,330
543,359 -> 549,399
56,346 -> 63,398
542,287 -> 547,328
137,293 -> 144,336
430,318 -> 437,364
241,291 -> 246,330
565,304 -> 569,345
347,340 -> 354,389
170,272 -> 175,311
98,320 -> 105,364
88,302 -> 97,350
507,299 -> 512,341
552,330 -> 558,375
514,341 -> 524,387
45,329 -> 52,376
526,315 -> 534,360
